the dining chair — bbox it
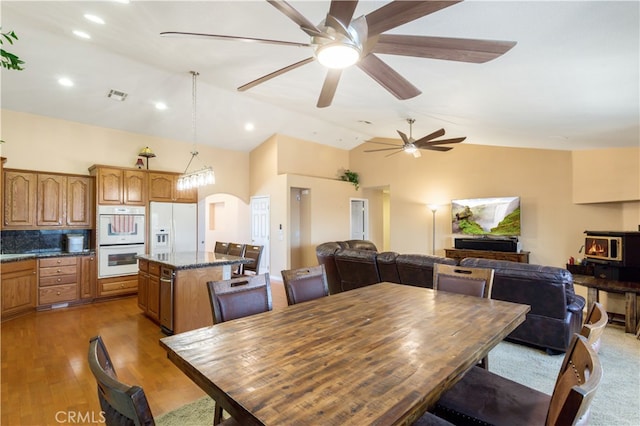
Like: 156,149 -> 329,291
207,273 -> 273,324
206,273 -> 272,424
426,333 -> 602,426
234,244 -> 263,277
226,243 -> 246,275
281,264 -> 329,305
433,263 -> 495,368
214,241 -> 230,255
88,335 -> 155,426
580,302 -> 608,353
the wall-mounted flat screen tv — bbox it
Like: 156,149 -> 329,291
451,196 -> 521,236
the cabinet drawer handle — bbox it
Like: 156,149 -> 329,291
56,260 -> 61,264
57,278 -> 61,282
56,291 -> 61,295
56,269 -> 61,273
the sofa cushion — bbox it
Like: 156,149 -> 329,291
315,242 -> 343,295
334,248 -> 381,291
377,251 -> 401,283
344,239 -> 378,251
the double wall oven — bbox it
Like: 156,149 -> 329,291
98,205 -> 146,278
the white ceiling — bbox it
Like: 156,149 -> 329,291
1,1 -> 638,153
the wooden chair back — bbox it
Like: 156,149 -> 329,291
207,273 -> 272,324
281,264 -> 329,305
214,241 -> 230,255
580,302 -> 607,353
240,244 -> 263,276
433,263 -> 495,298
87,336 -> 155,426
546,334 -> 603,425
227,243 -> 246,274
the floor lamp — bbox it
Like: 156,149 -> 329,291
428,204 -> 438,255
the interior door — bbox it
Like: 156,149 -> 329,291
250,196 -> 270,273
350,198 -> 369,240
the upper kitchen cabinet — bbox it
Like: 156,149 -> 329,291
4,170 -> 37,228
37,174 -> 66,227
90,166 -> 146,206
3,169 -> 94,230
148,172 -> 197,203
66,176 -> 94,227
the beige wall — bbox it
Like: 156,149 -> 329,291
572,147 -> 640,203
0,110 -> 250,201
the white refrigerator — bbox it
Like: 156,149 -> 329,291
149,202 -> 197,255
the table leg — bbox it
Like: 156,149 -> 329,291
586,288 -> 599,310
625,291 -> 637,334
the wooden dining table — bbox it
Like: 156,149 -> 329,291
159,282 -> 530,426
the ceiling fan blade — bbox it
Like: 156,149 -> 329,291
373,34 -> 517,63
396,130 -> 411,145
364,147 -> 405,153
385,149 -> 405,158
160,31 -> 310,48
237,57 -> 315,92
413,150 -> 422,158
420,145 -> 454,152
267,0 -> 323,37
317,69 -> 342,108
329,0 -> 359,27
365,139 -> 403,147
413,128 -> 446,145
357,54 -> 421,100
365,1 -> 461,37
416,136 -> 467,147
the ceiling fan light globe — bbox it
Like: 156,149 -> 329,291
404,144 -> 418,154
316,43 -> 360,69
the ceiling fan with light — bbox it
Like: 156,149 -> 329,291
161,0 -> 517,108
364,118 -> 466,157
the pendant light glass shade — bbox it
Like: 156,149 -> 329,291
177,71 -> 215,190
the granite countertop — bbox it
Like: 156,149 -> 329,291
136,251 -> 251,270
0,250 -> 95,264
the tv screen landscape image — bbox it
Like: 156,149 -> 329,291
452,196 -> 521,236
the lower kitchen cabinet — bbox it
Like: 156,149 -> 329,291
137,259 -> 160,323
80,254 -> 97,300
97,275 -> 137,298
1,259 -> 37,320
38,256 -> 79,306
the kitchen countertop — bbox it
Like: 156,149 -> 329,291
136,252 -> 251,270
1,250 -> 95,264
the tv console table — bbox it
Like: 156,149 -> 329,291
444,248 -> 530,264
572,274 -> 640,336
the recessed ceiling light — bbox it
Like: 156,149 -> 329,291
84,14 -> 105,25
58,77 -> 74,87
244,122 -> 255,132
72,30 -> 91,39
155,102 -> 168,110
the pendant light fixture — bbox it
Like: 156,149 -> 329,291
177,70 -> 215,191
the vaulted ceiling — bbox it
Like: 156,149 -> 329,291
1,1 -> 638,153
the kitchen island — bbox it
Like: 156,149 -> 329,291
136,252 -> 250,334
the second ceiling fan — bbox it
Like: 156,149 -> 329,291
364,118 -> 466,158
161,0 -> 517,108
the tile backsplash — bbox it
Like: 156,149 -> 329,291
0,229 -> 92,254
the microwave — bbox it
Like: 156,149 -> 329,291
584,236 -> 622,262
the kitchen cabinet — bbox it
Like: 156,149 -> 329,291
137,259 -> 160,323
97,275 -> 137,298
148,172 -> 197,203
1,259 -> 37,320
3,169 -> 94,230
90,166 -> 146,206
67,176 -> 94,227
38,257 -> 79,306
37,173 -> 66,226
80,254 -> 97,300
3,170 -> 37,228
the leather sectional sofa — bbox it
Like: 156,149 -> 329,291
316,240 -> 585,353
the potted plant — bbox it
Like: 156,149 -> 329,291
1,28 -> 25,70
340,169 -> 359,190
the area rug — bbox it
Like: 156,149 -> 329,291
156,324 -> 639,426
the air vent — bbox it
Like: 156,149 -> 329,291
107,89 -> 128,101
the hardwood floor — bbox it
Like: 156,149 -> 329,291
0,279 -> 288,425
